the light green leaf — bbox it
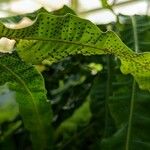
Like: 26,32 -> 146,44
0,11 -> 150,91
0,53 -> 53,150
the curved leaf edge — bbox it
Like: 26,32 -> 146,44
0,11 -> 150,91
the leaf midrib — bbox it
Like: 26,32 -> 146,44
15,36 -> 106,51
12,36 -> 150,72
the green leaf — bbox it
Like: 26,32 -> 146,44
0,10 -> 150,91
93,15 -> 150,150
89,56 -> 116,149
0,136 -> 17,150
0,121 -> 22,142
101,73 -> 150,150
55,99 -> 92,149
116,15 -> 150,53
44,55 -> 95,129
89,63 -> 150,150
0,54 -> 53,150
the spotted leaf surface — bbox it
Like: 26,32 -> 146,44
0,12 -> 150,91
0,54 -> 53,150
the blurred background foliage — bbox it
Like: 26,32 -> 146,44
0,0 -> 150,150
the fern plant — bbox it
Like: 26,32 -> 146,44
0,5 -> 149,150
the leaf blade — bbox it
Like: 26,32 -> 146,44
0,11 -> 150,90
0,54 -> 53,150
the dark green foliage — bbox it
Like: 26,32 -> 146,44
0,54 -> 53,150
0,5 -> 150,150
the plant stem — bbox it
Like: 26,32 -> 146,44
125,15 -> 138,150
131,16 -> 139,53
71,0 -> 78,13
